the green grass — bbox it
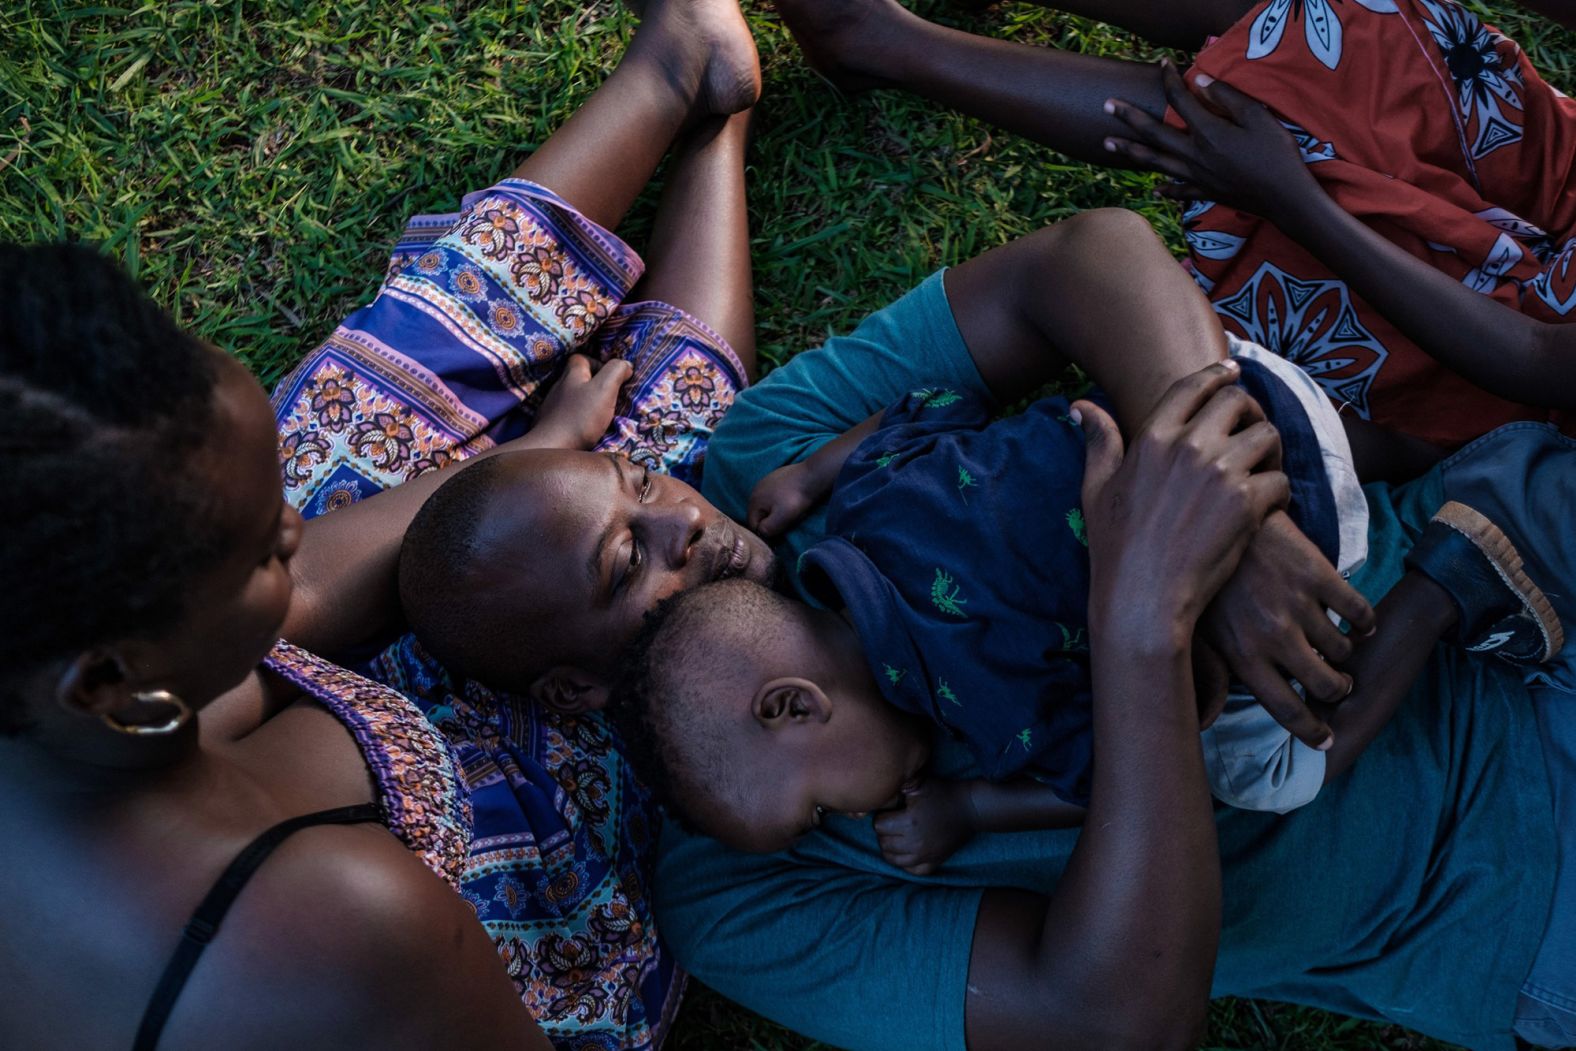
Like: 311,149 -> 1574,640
3,2 -> 1572,1048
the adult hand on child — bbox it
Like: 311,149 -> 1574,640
1075,360 -> 1290,644
874,778 -> 978,876
747,461 -> 820,540
1101,58 -> 1320,225
1199,514 -> 1375,750
531,354 -> 633,450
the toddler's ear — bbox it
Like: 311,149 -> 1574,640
752,677 -> 833,729
528,665 -> 611,713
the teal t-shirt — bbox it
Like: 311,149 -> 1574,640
700,271 -> 993,583
668,271 -> 1556,1051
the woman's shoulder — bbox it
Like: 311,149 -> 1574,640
162,821 -> 539,1049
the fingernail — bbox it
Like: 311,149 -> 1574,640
1364,625 -> 1378,637
1195,73 -> 1214,87
1220,358 -> 1240,371
1069,406 -> 1083,425
1317,734 -> 1334,752
1103,137 -> 1117,152
1103,99 -> 1116,115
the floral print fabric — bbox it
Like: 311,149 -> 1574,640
1178,0 -> 1576,446
367,636 -> 679,1051
272,179 -> 745,1050
272,178 -> 746,512
262,640 -> 473,892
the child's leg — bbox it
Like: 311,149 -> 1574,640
776,0 -> 1165,166
1318,571 -> 1458,783
507,0 -> 758,232
626,111 -> 757,380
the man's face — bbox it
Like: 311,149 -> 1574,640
477,449 -> 778,684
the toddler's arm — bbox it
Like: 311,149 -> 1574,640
874,776 -> 1086,875
746,411 -> 882,539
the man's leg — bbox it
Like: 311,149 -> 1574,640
776,0 -> 1165,165
626,110 -> 757,380
508,0 -> 758,231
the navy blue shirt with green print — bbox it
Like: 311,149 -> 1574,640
799,369 -> 1337,808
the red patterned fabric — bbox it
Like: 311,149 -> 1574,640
1178,0 -> 1576,446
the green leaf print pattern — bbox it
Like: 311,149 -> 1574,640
912,387 -> 963,409
1017,728 -> 1033,750
1066,507 -> 1087,547
936,680 -> 960,705
930,568 -> 969,617
957,466 -> 976,504
884,664 -> 905,685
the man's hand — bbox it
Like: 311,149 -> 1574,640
747,461 -> 822,540
1078,360 -> 1291,642
530,354 -> 632,450
874,778 -> 978,876
1102,59 -> 1320,225
1198,512 -> 1376,750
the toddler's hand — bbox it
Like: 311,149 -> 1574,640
747,461 -> 820,540
531,354 -> 632,450
874,778 -> 977,876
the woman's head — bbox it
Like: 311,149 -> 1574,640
0,243 -> 301,746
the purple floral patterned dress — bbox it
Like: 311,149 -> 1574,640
271,179 -> 747,1050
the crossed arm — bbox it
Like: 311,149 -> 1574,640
734,210 -> 1315,1046
757,208 -> 1373,748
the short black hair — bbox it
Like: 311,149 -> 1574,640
0,242 -> 223,733
610,578 -> 791,833
397,455 -> 543,683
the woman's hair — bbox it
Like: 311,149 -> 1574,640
0,242 -> 227,732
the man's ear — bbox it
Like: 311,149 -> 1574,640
528,665 -> 612,714
751,677 -> 833,730
54,648 -> 137,720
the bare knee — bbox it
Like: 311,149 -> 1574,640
1028,208 -> 1165,275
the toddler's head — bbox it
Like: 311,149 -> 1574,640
613,578 -> 930,853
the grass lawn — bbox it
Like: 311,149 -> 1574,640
4,1 -> 1572,1048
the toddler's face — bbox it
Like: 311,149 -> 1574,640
705,681 -> 932,855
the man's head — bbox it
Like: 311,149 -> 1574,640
611,579 -> 931,854
398,448 -> 777,710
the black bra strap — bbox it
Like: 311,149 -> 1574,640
132,802 -> 383,1051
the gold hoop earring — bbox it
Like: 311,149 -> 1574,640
100,689 -> 193,737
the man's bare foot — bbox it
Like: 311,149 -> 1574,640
774,0 -> 908,93
628,0 -> 761,117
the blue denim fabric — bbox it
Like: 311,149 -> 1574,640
1437,423 -> 1576,693
1431,423 -> 1576,1050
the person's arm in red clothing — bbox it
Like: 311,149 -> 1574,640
1105,62 -> 1576,412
